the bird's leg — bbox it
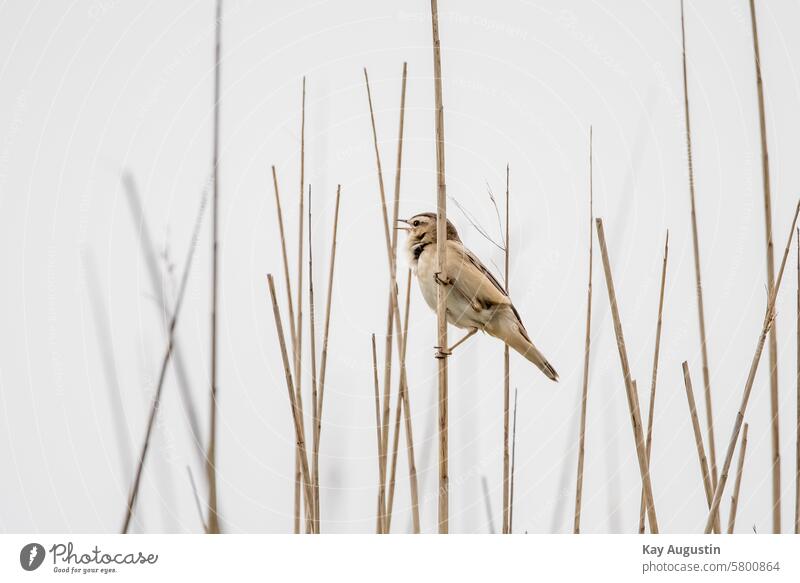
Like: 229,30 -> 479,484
433,271 -> 452,286
435,327 -> 478,359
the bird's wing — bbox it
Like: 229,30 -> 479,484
448,242 -> 533,339
446,241 -> 511,309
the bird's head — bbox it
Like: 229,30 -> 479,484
397,212 -> 461,249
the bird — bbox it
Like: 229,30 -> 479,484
397,212 -> 558,382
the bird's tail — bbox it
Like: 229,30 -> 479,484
486,308 -> 559,382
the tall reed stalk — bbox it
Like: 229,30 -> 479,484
681,362 -> 718,533
704,200 -> 800,533
363,66 -> 420,532
573,127 -> 593,534
502,165 -> 511,534
748,0 -> 780,532
797,228 -> 800,534
595,218 -> 658,533
206,0 -> 223,534
638,232 -> 668,534
430,0 -> 450,534
123,186 -> 209,533
680,0 -> 717,497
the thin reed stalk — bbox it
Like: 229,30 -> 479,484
363,66 -> 420,532
797,228 -> 800,534
748,0 -> 780,533
307,186 -> 321,532
509,388 -> 518,534
294,78 -> 309,534
682,362 -> 718,533
205,0 -> 223,535
430,0 -> 450,534
638,232 -> 669,534
502,164 -> 511,534
595,218 -> 658,533
680,0 -> 718,497
386,270 -> 412,531
310,186 -> 342,533
371,334 -> 385,534
123,186 -> 209,533
573,127 -> 593,534
728,423 -> 750,533
121,174 -> 203,466
271,166 -> 297,365
704,200 -> 800,533
267,274 -> 316,530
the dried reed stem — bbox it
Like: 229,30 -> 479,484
748,0 -> 780,533
267,274 -> 316,530
595,218 -> 658,533
294,78 -> 310,534
430,0 -> 450,534
509,388 -> 519,534
307,186 -> 321,532
123,186 -> 208,533
386,270 -> 412,531
205,0 -> 223,535
638,231 -> 669,534
502,164 -> 511,534
121,174 -> 203,466
797,228 -> 800,534
704,200 -> 800,533
364,66 -> 420,532
310,186 -> 341,533
682,362 -> 718,533
728,423 -> 750,533
371,334 -> 385,534
271,166 -> 297,365
680,0 -> 718,496
573,127 -> 593,534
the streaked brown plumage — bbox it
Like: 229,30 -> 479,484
399,212 -> 558,382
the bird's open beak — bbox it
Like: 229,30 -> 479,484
395,218 -> 410,231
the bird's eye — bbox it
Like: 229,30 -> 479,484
412,220 -> 420,227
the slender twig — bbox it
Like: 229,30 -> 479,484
509,388 -> 519,534
682,362 -> 717,532
502,165 -> 511,534
271,166 -> 297,367
267,274 -> 315,530
680,0 -> 718,499
314,187 -> 341,441
187,466 -> 208,532
307,185 -> 320,533
123,186 -> 209,533
386,270 -> 412,531
205,0 -> 223,535
430,0 -> 450,534
595,218 -> 658,533
704,200 -> 800,533
294,77 -> 308,534
574,127 -> 593,534
638,231 -> 669,534
120,174 -> 203,466
363,66 -> 420,532
748,0 -> 780,533
371,334 -> 385,534
728,423 -> 750,533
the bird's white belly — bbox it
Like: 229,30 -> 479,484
415,249 -> 491,330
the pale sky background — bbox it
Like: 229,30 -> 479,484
2,0 -> 800,534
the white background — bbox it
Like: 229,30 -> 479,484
1,0 -> 800,534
